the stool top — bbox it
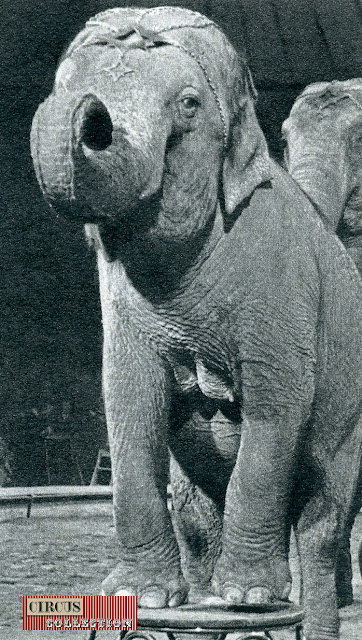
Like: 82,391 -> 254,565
138,598 -> 304,631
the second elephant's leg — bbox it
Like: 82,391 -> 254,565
335,536 -> 353,608
169,399 -> 241,599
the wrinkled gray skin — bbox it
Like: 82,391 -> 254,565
282,79 -> 362,274
31,8 -> 362,640
283,79 -> 362,612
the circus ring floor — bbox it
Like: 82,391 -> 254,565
0,488 -> 361,640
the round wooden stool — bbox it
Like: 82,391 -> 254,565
89,599 -> 304,640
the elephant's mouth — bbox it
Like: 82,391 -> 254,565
47,200 -> 104,223
53,187 -> 164,248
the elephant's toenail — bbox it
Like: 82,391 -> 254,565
169,591 -> 187,607
245,587 -> 273,604
281,582 -> 292,601
115,588 -> 137,596
139,588 -> 168,608
223,587 -> 243,603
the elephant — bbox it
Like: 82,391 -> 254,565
30,7 -> 362,640
282,79 -> 362,607
282,79 -> 362,274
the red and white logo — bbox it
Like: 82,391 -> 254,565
23,595 -> 137,631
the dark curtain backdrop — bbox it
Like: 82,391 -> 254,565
1,0 -> 361,484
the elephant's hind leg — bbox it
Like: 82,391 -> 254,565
296,493 -> 340,640
296,416 -> 362,640
170,455 -> 223,600
335,454 -> 362,608
335,538 -> 353,608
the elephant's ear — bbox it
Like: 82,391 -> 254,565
222,97 -> 273,216
342,187 -> 362,235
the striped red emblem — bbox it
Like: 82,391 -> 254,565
23,595 -> 137,631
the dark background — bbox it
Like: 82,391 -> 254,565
1,0 -> 361,485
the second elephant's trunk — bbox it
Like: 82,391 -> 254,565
286,140 -> 349,232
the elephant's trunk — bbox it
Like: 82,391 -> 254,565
286,140 -> 348,232
31,93 -> 77,215
31,91 -> 167,223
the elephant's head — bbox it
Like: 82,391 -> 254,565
282,79 -> 362,236
31,7 -> 272,262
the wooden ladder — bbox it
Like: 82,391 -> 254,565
90,448 -> 112,485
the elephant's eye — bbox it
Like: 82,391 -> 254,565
179,95 -> 200,118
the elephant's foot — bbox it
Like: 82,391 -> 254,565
211,551 -> 291,605
101,560 -> 188,608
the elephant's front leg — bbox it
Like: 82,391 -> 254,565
101,317 -> 187,607
212,410 -> 301,605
